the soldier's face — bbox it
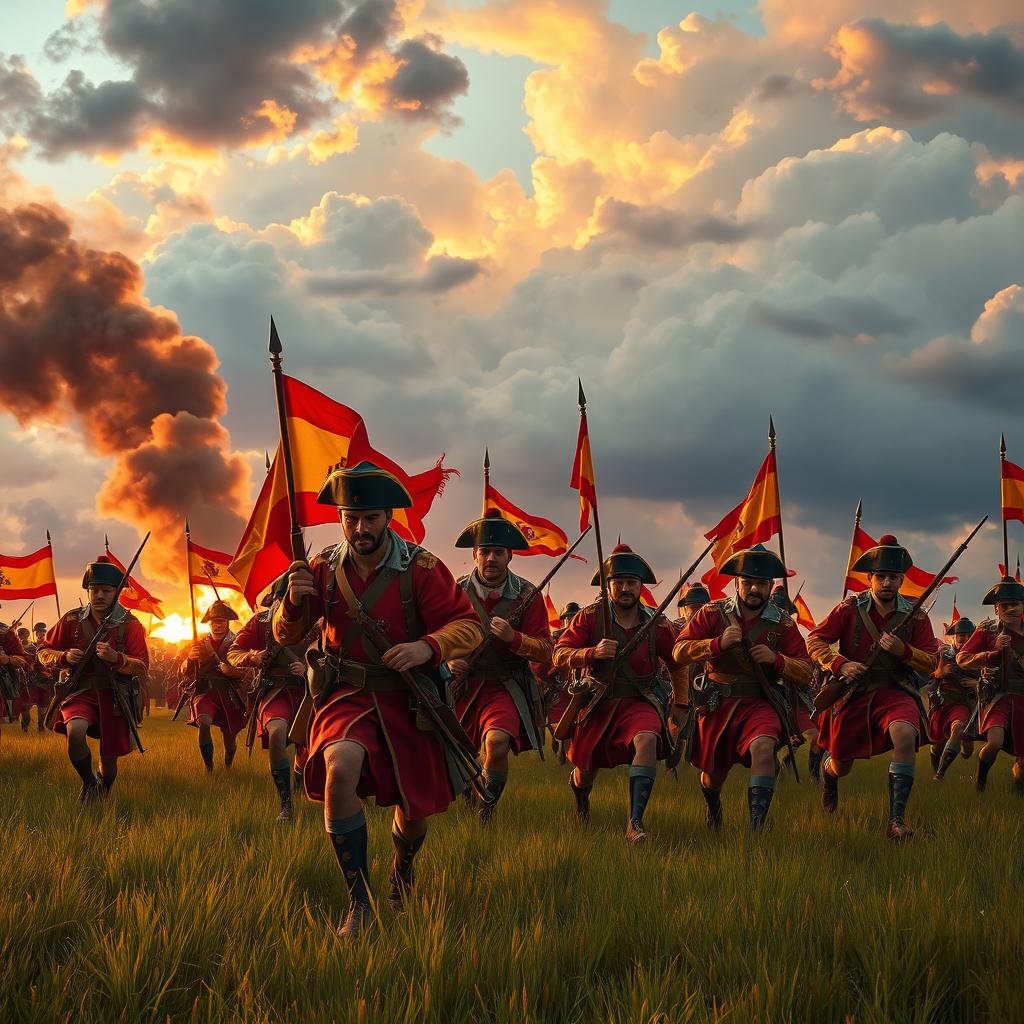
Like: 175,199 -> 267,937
34,629 -> 45,640
609,577 -> 640,609
341,510 -> 391,555
950,633 -> 968,651
475,546 -> 511,584
737,578 -> 771,610
209,618 -> 229,641
88,584 -> 117,614
869,572 -> 903,603
995,601 -> 1024,627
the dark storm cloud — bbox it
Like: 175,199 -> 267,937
381,36 -> 469,121
594,199 -> 758,249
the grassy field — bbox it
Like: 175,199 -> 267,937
1,711 -> 1023,1024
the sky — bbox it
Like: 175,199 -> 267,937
1,0 -> 1023,631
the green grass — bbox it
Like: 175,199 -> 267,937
1,712 -> 1022,1023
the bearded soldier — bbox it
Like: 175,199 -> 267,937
37,558 -> 148,801
674,547 -> 812,830
808,536 -> 938,840
447,510 -> 552,822
227,578 -> 310,821
553,543 -> 684,843
928,618 -> 978,782
179,601 -> 248,772
956,576 -> 1024,793
274,462 -> 484,937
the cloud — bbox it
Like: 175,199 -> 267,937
307,253 -> 483,295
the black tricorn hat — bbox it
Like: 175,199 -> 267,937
316,460 -> 413,511
852,534 -> 913,574
770,584 -> 797,614
33,622 -> 46,632
17,626 -> 29,637
455,509 -> 529,550
590,543 -> 657,586
946,617 -> 976,636
559,601 -> 581,620
720,544 -> 787,581
201,600 -> 239,624
983,576 -> 1024,606
82,556 -> 124,589
679,582 -> 711,608
260,573 -> 290,609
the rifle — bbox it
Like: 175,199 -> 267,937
43,533 -> 150,754
553,538 -> 715,741
814,516 -> 987,713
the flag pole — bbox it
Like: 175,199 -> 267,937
768,415 -> 790,599
579,380 -> 612,637
46,530 -> 61,618
268,317 -> 305,561
483,447 -> 490,517
841,498 -> 863,602
185,519 -> 198,648
1000,434 -> 1010,576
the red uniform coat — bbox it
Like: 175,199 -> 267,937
37,606 -> 148,758
1,629 -> 27,721
552,603 -> 683,771
674,598 -> 812,774
927,643 -> 974,738
273,533 -> 483,818
807,594 -> 938,761
957,620 -> 1024,756
25,641 -> 53,707
178,633 -> 247,737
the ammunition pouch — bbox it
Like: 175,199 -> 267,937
706,672 -> 763,699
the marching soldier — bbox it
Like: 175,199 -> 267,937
673,582 -> 710,630
674,547 -> 812,830
179,602 -> 247,772
0,619 -> 27,727
227,579 -> 310,821
928,618 -> 978,781
36,558 -> 148,801
541,602 -> 580,760
273,462 -> 484,936
19,625 -> 52,732
956,576 -> 1024,793
553,543 -> 684,843
808,536 -> 938,840
448,510 -> 552,822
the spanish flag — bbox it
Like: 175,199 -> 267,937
543,590 -> 561,631
188,538 -> 247,601
844,526 -> 957,600
0,543 -> 57,600
484,483 -> 575,558
794,592 -> 816,631
640,585 -> 658,609
230,375 -> 456,607
943,594 -> 961,633
101,548 -> 165,618
1001,457 -> 1024,523
569,408 -> 598,532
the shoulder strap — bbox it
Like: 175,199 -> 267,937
399,547 -> 423,638
333,564 -> 398,661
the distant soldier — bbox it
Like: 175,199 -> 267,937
0,618 -> 27,727
553,543 -> 684,843
23,622 -> 53,732
227,578 -> 310,821
448,511 -> 552,822
36,558 -> 148,801
674,547 -> 812,830
808,536 -> 938,840
179,601 -> 247,771
274,462 -> 484,936
956,576 -> 1024,793
928,618 -> 978,781
672,582 -> 710,631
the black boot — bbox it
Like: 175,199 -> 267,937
807,747 -> 823,785
569,771 -> 591,824
198,736 -> 214,773
747,777 -> 775,831
934,742 -> 961,782
328,820 -> 371,937
821,763 -> 839,815
96,772 -> 115,797
976,756 -> 995,793
700,784 -> 723,829
479,771 -> 506,824
270,762 -> 293,822
388,828 -> 426,910
71,755 -> 99,805
886,767 -> 914,841
626,767 -> 656,843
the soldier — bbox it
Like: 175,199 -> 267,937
447,510 -> 552,823
673,582 -> 710,630
553,543 -> 685,843
541,602 -> 580,760
227,578 -> 310,821
179,601 -> 247,772
928,618 -> 978,781
0,619 -> 27,726
36,558 -> 148,801
808,536 -> 938,840
956,576 -> 1024,793
674,547 -> 812,830
274,462 -> 483,936
27,622 -> 50,729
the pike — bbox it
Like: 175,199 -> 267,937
43,532 -> 150,754
171,520 -> 202,722
814,515 -> 988,714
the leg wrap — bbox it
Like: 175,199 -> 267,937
628,765 -> 656,826
327,811 -> 370,908
888,762 -> 915,823
747,774 -> 775,830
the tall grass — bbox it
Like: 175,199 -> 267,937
1,713 -> 1022,1023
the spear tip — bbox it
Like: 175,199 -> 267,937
1000,433 -> 1007,456
855,497 -> 863,519
184,518 -> 191,536
265,450 -> 271,471
484,447 -> 490,469
768,414 -> 776,446
269,315 -> 282,355
577,377 -> 586,408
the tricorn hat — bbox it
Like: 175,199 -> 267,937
852,534 -> 913,574
946,617 -> 975,636
770,584 -> 797,614
589,543 -> 657,586
982,576 -> 1024,606
559,601 -> 581,620
260,573 -> 290,609
33,622 -> 46,632
82,556 -> 124,590
455,508 -> 529,550
316,460 -> 412,511
679,582 -> 711,608
17,627 -> 29,638
720,544 -> 787,581
201,600 -> 239,624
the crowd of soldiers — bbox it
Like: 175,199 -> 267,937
4,460 -> 1024,937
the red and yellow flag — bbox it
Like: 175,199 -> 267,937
230,375 -> 456,607
844,526 -> 957,600
794,592 -> 816,631
0,544 -> 57,600
1001,458 -> 1024,523
103,549 -> 165,618
188,539 -> 247,602
640,585 -> 658,609
484,483 -> 576,558
569,412 -> 597,532
543,590 -> 560,630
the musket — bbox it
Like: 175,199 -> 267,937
552,538 -> 715,741
43,533 -> 150,754
10,600 -> 35,632
814,515 -> 988,713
